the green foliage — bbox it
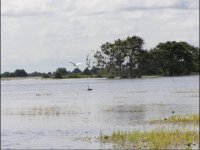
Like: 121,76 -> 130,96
42,73 -> 50,78
53,67 -> 69,79
101,129 -> 199,149
56,67 -> 68,76
65,74 -> 83,78
28,71 -> 43,77
72,68 -> 82,74
14,69 -> 28,77
1,38 -> 199,79
1,72 -> 15,77
90,66 -> 100,74
149,41 -> 199,76
150,114 -> 199,124
1,69 -> 28,77
83,67 -> 91,75
94,35 -> 146,78
54,71 -> 63,79
94,38 -> 199,78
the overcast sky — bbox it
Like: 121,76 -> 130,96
2,0 -> 199,73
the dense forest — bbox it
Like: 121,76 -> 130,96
1,35 -> 199,79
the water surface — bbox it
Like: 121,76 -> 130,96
1,76 -> 199,149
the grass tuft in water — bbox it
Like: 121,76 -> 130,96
5,106 -> 87,116
150,114 -> 199,124
101,129 -> 199,149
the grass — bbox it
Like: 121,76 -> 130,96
5,106 -> 87,116
150,114 -> 199,124
105,105 -> 145,113
100,129 -> 199,149
18,106 -> 64,116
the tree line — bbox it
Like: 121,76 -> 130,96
1,35 -> 199,79
94,36 -> 199,78
0,67 -> 100,79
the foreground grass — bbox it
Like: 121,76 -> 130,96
150,114 -> 199,124
101,129 -> 199,149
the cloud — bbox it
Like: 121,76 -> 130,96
1,0 -> 199,72
1,0 -> 56,17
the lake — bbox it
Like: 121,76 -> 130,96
1,76 -> 199,149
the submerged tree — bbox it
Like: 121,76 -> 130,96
150,41 -> 199,76
94,35 -> 146,78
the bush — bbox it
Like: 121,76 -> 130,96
42,73 -> 50,78
54,72 -> 63,79
14,69 -> 28,77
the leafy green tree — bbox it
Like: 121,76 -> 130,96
125,36 -> 145,78
150,41 -> 198,76
1,72 -> 10,77
29,71 -> 43,77
90,66 -> 100,74
14,69 -> 28,77
83,67 -> 91,75
54,71 -> 63,78
47,72 -> 52,77
72,68 -> 82,74
42,73 -> 50,78
94,35 -> 145,78
56,68 -> 68,76
1,72 -> 15,77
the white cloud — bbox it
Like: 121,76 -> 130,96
1,0 -> 199,72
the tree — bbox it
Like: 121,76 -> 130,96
72,68 -> 81,74
29,71 -> 43,77
56,68 -> 68,76
150,41 -> 198,76
94,35 -> 145,78
42,73 -> 50,78
83,67 -> 91,75
1,72 -> 15,77
47,72 -> 52,77
125,36 -> 145,78
14,69 -> 28,77
90,66 -> 100,74
54,71 -> 63,79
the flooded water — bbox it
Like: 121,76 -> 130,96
1,76 -> 199,149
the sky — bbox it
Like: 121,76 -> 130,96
1,0 -> 199,73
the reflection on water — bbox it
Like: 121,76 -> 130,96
1,76 -> 199,149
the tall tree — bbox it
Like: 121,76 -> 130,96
14,69 -> 28,77
125,36 -> 145,78
150,41 -> 198,76
56,68 -> 68,76
94,35 -> 145,78
72,68 -> 82,74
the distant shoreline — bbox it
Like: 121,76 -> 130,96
1,74 -> 199,81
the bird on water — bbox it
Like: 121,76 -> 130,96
87,85 -> 92,91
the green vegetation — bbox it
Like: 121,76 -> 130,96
94,36 -> 199,78
148,41 -> 199,76
5,106 -> 83,116
150,114 -> 199,124
94,36 -> 145,78
1,69 -> 28,77
54,71 -> 63,79
1,36 -> 199,79
100,129 -> 199,149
